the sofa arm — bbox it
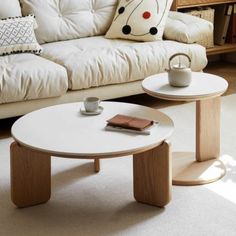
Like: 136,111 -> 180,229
164,11 -> 213,44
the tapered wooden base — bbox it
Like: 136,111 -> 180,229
10,142 -> 51,208
172,152 -> 226,186
133,141 -> 171,207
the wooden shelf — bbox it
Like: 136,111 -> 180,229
171,0 -> 236,56
173,0 -> 236,9
207,44 -> 236,55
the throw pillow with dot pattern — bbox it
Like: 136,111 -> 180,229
105,0 -> 173,42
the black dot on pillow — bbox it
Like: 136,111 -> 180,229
149,27 -> 158,35
122,25 -> 131,35
118,7 -> 125,14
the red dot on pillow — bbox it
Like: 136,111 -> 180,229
143,11 -> 151,19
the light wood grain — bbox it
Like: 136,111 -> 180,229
94,159 -> 100,173
174,0 -> 236,8
171,0 -> 178,10
172,152 -> 226,185
10,142 -> 51,208
196,96 -> 221,161
133,141 -> 171,207
207,44 -> 236,56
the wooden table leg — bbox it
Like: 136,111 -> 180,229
172,96 -> 226,186
94,159 -> 100,173
133,141 -> 171,207
10,142 -> 51,208
196,96 -> 221,161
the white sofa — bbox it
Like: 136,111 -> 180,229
0,0 -> 209,119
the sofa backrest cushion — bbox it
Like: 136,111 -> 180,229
20,0 -> 118,44
0,0 -> 22,18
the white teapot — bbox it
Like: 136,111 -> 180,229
166,53 -> 192,87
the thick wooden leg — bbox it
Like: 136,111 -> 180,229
196,96 -> 221,161
133,141 -> 171,207
94,159 -> 100,173
10,142 -> 51,208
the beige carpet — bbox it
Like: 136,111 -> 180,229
1,93 -> 236,236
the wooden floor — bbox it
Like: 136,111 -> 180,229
203,61 -> 236,96
0,61 -> 235,138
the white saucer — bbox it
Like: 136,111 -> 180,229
80,106 -> 104,116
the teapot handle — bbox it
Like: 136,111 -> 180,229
168,53 -> 191,70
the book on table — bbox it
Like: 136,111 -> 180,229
105,114 -> 157,135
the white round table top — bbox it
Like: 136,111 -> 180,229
11,102 -> 174,158
142,72 -> 228,101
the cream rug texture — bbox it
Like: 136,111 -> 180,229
1,94 -> 236,236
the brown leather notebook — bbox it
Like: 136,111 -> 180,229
107,114 -> 154,131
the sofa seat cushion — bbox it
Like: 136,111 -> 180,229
0,54 -> 68,104
41,36 -> 207,91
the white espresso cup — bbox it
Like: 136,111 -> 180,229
84,97 -> 100,112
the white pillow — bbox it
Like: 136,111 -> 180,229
0,15 -> 42,56
164,11 -> 213,44
0,0 -> 22,18
105,0 -> 173,42
20,0 -> 118,44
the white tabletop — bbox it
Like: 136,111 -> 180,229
142,72 -> 228,101
11,102 -> 174,158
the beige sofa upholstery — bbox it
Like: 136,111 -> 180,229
0,0 -> 21,18
42,36 -> 206,90
0,54 -> 68,104
164,11 -> 214,44
20,0 -> 117,44
0,0 -> 211,119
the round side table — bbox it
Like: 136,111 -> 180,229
142,72 -> 228,186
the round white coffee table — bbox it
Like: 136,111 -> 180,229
142,72 -> 228,186
11,102 -> 174,208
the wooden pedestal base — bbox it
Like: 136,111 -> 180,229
172,152 -> 226,186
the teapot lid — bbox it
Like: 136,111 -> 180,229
173,64 -> 187,69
